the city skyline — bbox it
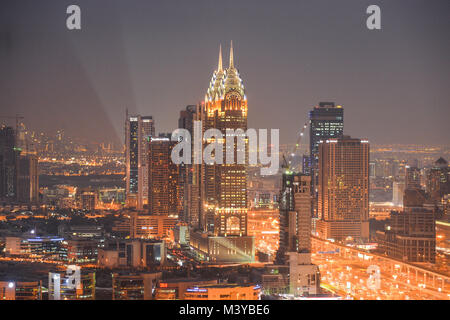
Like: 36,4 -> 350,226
1,0 -> 449,146
0,0 -> 449,304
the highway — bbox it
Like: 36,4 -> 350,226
312,237 -> 450,300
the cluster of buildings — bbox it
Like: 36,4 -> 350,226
124,44 -> 254,264
1,270 -> 261,300
1,42 -> 448,300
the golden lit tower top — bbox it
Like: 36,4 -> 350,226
205,42 -> 247,115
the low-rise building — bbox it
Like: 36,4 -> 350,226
98,239 -> 165,269
112,272 -> 162,300
184,283 -> 261,300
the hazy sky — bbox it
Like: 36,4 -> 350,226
1,0 -> 449,146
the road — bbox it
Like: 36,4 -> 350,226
312,240 -> 450,300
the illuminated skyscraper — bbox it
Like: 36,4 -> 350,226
308,103 -> 344,216
317,136 -> 370,241
125,113 -> 155,209
190,43 -> 254,263
309,103 -> 344,163
147,134 -> 180,216
201,42 -> 248,236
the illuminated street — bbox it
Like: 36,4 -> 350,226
312,237 -> 450,300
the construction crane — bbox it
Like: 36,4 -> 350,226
281,121 -> 308,172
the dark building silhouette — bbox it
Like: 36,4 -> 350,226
0,126 -> 19,200
426,157 -> 449,203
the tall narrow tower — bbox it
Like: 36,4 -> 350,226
125,113 -> 155,209
202,41 -> 248,236
190,43 -> 254,263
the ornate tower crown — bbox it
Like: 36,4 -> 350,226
205,42 -> 246,102
206,45 -> 225,102
222,41 -> 245,100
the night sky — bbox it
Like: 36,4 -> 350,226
1,0 -> 449,146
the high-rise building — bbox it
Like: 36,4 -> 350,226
125,113 -> 155,209
148,134 -> 180,216
317,136 -> 370,241
308,103 -> 344,218
0,126 -> 19,201
201,42 -> 248,236
178,105 -> 201,227
426,157 -> 449,202
275,172 -> 320,296
17,153 -> 39,204
277,173 -> 312,264
405,165 -> 421,190
309,103 -> 344,174
392,181 -> 405,206
189,43 -> 254,263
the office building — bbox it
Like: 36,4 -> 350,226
66,238 -> 99,264
0,127 -> 19,201
173,223 -> 190,246
392,181 -> 405,206
276,173 -> 312,264
48,271 -> 95,300
405,165 -> 421,190
155,279 -> 218,300
376,208 -> 436,263
5,236 -> 66,260
183,283 -> 260,300
189,43 -> 254,263
148,134 -> 180,216
308,103 -> 344,194
112,272 -> 162,300
125,113 -> 155,209
178,105 -> 202,227
317,136 -> 370,241
426,157 -> 449,202
129,212 -> 177,239
98,239 -> 166,268
81,192 -> 96,211
17,154 -> 39,204
288,252 -> 321,296
0,281 -> 42,300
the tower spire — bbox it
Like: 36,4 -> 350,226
229,40 -> 234,68
218,44 -> 223,72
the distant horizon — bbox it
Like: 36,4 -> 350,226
1,0 -> 449,146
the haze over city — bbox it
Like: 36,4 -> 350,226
1,0 -> 449,145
